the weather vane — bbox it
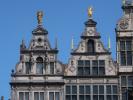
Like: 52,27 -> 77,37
37,11 -> 43,25
88,7 -> 93,18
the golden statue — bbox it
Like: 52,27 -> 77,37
88,7 -> 93,17
37,11 -> 43,25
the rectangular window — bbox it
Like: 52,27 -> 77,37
126,41 -> 132,51
78,60 -> 90,76
50,62 -> 54,74
112,85 -> 118,94
121,76 -> 127,86
36,63 -> 43,74
99,85 -> 104,94
120,52 -> 126,66
72,86 -> 77,94
128,76 -> 133,87
120,40 -> 132,66
92,60 -> 105,76
55,92 -> 60,100
66,85 -> 77,100
120,41 -> 125,50
107,85 -> 111,94
34,92 -> 45,100
25,92 -> 29,100
79,86 -> 84,94
127,51 -> 132,65
19,92 -> 29,100
40,92 -> 44,100
93,85 -> 98,94
19,92 -> 24,100
49,92 -> 54,100
66,86 -> 71,94
85,85 -> 90,94
25,62 -> 31,74
34,92 -> 39,100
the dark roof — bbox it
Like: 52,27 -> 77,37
84,19 -> 97,27
32,25 -> 48,35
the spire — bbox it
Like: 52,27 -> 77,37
37,11 -> 43,25
71,36 -> 74,50
55,36 -> 58,49
20,39 -> 26,49
108,35 -> 111,50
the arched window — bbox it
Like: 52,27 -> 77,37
87,40 -> 95,53
36,57 -> 43,74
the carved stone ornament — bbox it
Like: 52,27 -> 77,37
119,18 -> 129,30
69,66 -> 76,72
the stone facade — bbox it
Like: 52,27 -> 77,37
10,1 -> 133,100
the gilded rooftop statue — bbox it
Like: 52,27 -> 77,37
37,11 -> 43,25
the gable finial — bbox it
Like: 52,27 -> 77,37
37,11 -> 43,25
122,0 -> 126,5
88,6 -> 93,18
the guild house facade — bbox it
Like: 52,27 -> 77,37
10,1 -> 133,100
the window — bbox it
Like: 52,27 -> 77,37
92,60 -> 105,75
25,62 -> 31,74
49,92 -> 60,100
78,60 -> 90,76
87,39 -> 95,53
79,85 -> 91,100
34,92 -> 45,100
19,92 -> 29,100
66,85 -> 77,100
36,57 -> 43,74
120,40 -> 132,66
93,85 -> 104,100
78,60 -> 105,76
65,85 -> 118,100
106,85 -> 118,100
121,75 -> 133,100
50,62 -> 54,74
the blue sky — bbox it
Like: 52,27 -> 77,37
0,0 -> 122,99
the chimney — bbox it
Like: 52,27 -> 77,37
1,96 -> 4,100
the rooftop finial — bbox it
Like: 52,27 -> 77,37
37,11 -> 43,25
122,0 -> 126,5
88,7 -> 93,18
